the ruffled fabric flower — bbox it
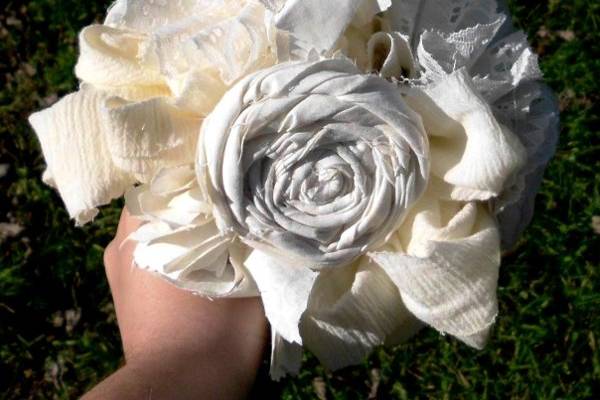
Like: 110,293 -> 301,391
29,0 -> 276,224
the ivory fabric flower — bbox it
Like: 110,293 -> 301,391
29,0 -> 559,381
29,0 -> 276,224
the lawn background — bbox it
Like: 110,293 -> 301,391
0,0 -> 598,398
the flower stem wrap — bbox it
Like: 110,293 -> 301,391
198,58 -> 429,268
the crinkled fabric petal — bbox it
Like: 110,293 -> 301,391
125,165 -> 210,226
405,68 -> 525,201
472,31 -> 542,102
105,0 -> 220,33
129,2 -> 273,116
191,3 -> 272,86
395,180 -> 476,250
417,16 -> 505,81
29,87 -> 134,225
125,165 -> 256,298
132,221 -> 256,297
75,25 -> 168,96
371,202 -> 500,349
300,256 -> 419,370
245,249 -> 317,344
269,331 -> 303,381
166,69 -> 229,116
492,82 -> 559,249
352,0 -> 392,27
125,167 -> 195,221
492,83 -> 559,187
385,0 -> 500,39
126,183 -> 206,227
132,222 -> 223,272
367,31 -> 417,79
103,96 -> 202,183
268,0 -> 366,54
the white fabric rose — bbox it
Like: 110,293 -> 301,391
198,58 -> 429,268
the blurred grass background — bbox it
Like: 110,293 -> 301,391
0,0 -> 598,398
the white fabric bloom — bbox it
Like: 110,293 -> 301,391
198,58 -> 429,268
125,165 -> 257,297
29,0 -> 276,225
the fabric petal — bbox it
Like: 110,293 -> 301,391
105,0 -> 209,33
385,0 -> 500,40
132,222 -> 255,297
353,0 -> 392,27
405,68 -> 526,201
267,0 -> 365,54
367,31 -> 417,79
300,256 -> 419,370
416,16 -> 505,81
161,3 -> 271,84
472,31 -> 543,102
126,164 -> 255,298
102,96 -> 202,183
371,202 -> 500,348
113,2 -> 274,116
29,86 -> 134,225
75,25 -> 167,97
245,249 -> 317,344
269,331 -> 303,381
492,82 -> 559,249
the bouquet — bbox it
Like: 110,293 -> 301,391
29,0 -> 559,379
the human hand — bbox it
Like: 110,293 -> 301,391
83,208 -> 268,400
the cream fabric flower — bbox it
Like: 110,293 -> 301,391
198,58 -> 429,268
29,0 -> 276,224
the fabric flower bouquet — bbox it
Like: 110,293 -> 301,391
29,0 -> 559,379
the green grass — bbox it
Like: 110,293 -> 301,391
1,0 -> 598,398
